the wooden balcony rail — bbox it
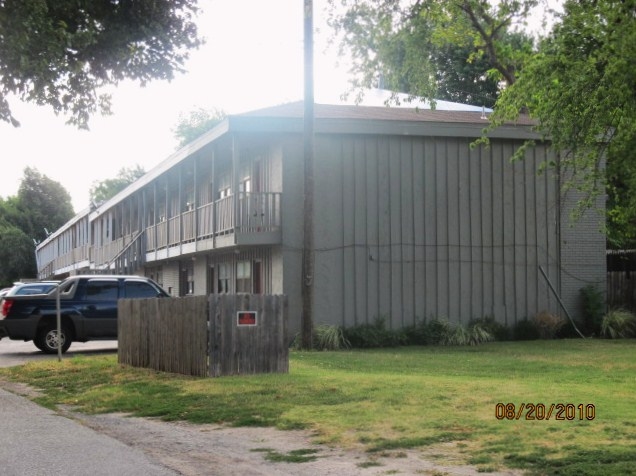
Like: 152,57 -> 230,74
237,191 -> 281,233
36,192 -> 281,276
146,192 -> 281,252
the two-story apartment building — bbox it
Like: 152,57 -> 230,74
36,101 -> 606,333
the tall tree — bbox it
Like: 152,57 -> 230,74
606,132 -> 636,248
489,0 -> 636,226
89,165 -> 146,204
173,107 -> 227,147
17,167 -> 75,242
0,168 -> 74,282
0,0 -> 202,128
0,224 -> 37,284
328,0 -> 536,105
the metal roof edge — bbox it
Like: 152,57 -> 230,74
228,115 -> 542,140
37,207 -> 91,250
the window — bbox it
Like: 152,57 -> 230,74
184,190 -> 195,211
207,265 -> 215,295
147,267 -> 163,288
217,263 -> 230,294
253,260 -> 262,294
179,261 -> 194,296
239,176 -> 251,193
218,186 -> 231,199
124,281 -> 160,299
86,281 -> 119,300
236,260 -> 251,293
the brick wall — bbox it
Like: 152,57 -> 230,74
559,189 -> 607,322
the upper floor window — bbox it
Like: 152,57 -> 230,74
239,176 -> 251,193
184,190 -> 195,212
218,186 -> 231,199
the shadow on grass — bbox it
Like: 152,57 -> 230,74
504,446 -> 636,475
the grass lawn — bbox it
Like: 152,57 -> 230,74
1,339 -> 635,474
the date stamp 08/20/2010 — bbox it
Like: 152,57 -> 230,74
495,403 -> 596,421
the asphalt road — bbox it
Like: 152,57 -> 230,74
0,339 -> 118,368
0,339 -> 180,475
0,387 -> 177,476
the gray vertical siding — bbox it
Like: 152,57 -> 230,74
312,133 -> 569,329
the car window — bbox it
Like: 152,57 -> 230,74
14,284 -> 57,295
86,281 -> 119,301
59,280 -> 76,295
124,281 -> 161,298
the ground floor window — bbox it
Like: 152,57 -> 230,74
208,250 -> 269,295
179,260 -> 194,296
217,262 -> 230,293
147,266 -> 163,288
236,260 -> 251,293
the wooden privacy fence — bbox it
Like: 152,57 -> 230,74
607,272 -> 636,312
209,294 -> 288,377
118,296 -> 209,376
118,294 -> 288,377
607,250 -> 636,312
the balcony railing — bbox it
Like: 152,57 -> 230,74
93,232 -> 140,268
36,192 -> 282,278
37,244 -> 90,279
146,191 -> 281,252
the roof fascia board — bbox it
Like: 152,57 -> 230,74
228,115 -> 542,140
316,119 -> 541,140
36,207 -> 91,251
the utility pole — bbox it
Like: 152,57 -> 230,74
301,0 -> 314,349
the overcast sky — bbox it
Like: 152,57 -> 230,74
1,0 -> 349,212
0,0 -> 557,213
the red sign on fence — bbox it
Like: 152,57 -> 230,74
237,311 -> 257,326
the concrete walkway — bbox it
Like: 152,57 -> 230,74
0,388 -> 176,476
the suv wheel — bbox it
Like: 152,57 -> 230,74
35,323 -> 72,354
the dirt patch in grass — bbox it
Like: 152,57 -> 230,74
55,407 -> 521,475
1,377 -> 522,475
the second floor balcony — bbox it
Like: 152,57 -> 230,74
146,191 -> 282,253
40,190 -> 284,276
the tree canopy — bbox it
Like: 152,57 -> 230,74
490,0 -> 636,233
0,224 -> 37,285
0,167 -> 74,284
328,0 -> 536,106
330,0 -> 636,245
0,0 -> 202,128
17,167 -> 75,242
89,165 -> 147,204
172,107 -> 227,147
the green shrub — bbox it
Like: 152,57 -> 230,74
421,318 -> 455,345
313,324 -> 350,350
532,311 -> 565,339
601,309 -> 636,339
409,318 -> 495,346
344,316 -> 406,348
344,316 -> 494,348
512,318 -> 541,340
580,285 -> 605,336
468,316 -> 509,341
465,323 -> 495,345
445,324 -> 469,346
